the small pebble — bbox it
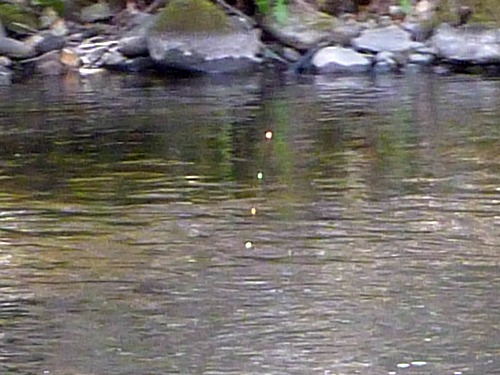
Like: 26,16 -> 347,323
250,207 -> 257,215
257,172 -> 263,180
245,241 -> 253,249
265,131 -> 273,140
397,363 -> 410,369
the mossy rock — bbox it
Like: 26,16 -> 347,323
154,0 -> 230,34
0,4 -> 38,31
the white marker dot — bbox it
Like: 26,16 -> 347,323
397,363 -> 410,369
411,361 -> 427,366
265,131 -> 273,140
257,172 -> 263,180
245,241 -> 253,249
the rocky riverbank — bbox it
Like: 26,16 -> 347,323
1,0 -> 500,85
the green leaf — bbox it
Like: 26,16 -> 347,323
274,0 -> 288,23
256,0 -> 270,14
399,0 -> 412,14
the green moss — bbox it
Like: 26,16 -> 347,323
32,0 -> 65,15
0,4 -> 38,30
154,0 -> 230,34
433,0 -> 500,25
468,0 -> 500,24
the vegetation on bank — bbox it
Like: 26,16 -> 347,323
0,0 -> 499,34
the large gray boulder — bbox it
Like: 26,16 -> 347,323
148,29 -> 261,73
431,24 -> 500,64
312,46 -> 371,74
0,37 -> 36,58
352,25 -> 416,53
147,0 -> 261,74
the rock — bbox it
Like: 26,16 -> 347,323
401,21 -> 434,42
375,51 -> 397,65
78,67 -> 107,76
0,56 -> 12,67
283,47 -> 302,62
147,0 -> 261,74
374,50 -> 406,72
319,0 -> 356,16
0,65 -> 12,85
80,1 -> 113,23
431,24 -> 500,64
50,18 -> 69,37
374,61 -> 393,73
60,48 -> 81,68
312,46 -> 371,74
352,25 -> 415,53
433,65 -> 451,75
119,56 -> 155,72
34,33 -> 66,55
261,1 -> 337,51
34,51 -> 64,76
0,20 -> 6,38
415,45 -> 437,55
0,37 -> 36,58
103,50 -> 154,72
39,7 -> 59,29
414,0 -> 437,22
100,49 -> 126,66
388,6 -> 406,22
118,14 -> 158,57
378,16 -> 393,27
408,53 -> 434,65
79,37 -> 118,51
331,21 -> 362,46
80,46 -> 108,67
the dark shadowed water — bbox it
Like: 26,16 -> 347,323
0,72 -> 498,375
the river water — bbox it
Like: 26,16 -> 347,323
0,72 -> 498,375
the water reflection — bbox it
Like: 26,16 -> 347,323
0,73 -> 499,375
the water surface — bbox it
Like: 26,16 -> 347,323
0,72 -> 499,375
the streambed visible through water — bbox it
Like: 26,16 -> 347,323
0,72 -> 498,375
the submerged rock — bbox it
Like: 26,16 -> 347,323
147,0 -> 261,73
0,65 -> 12,85
60,48 -> 81,68
431,24 -> 500,64
312,46 -> 371,74
33,51 -> 65,76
